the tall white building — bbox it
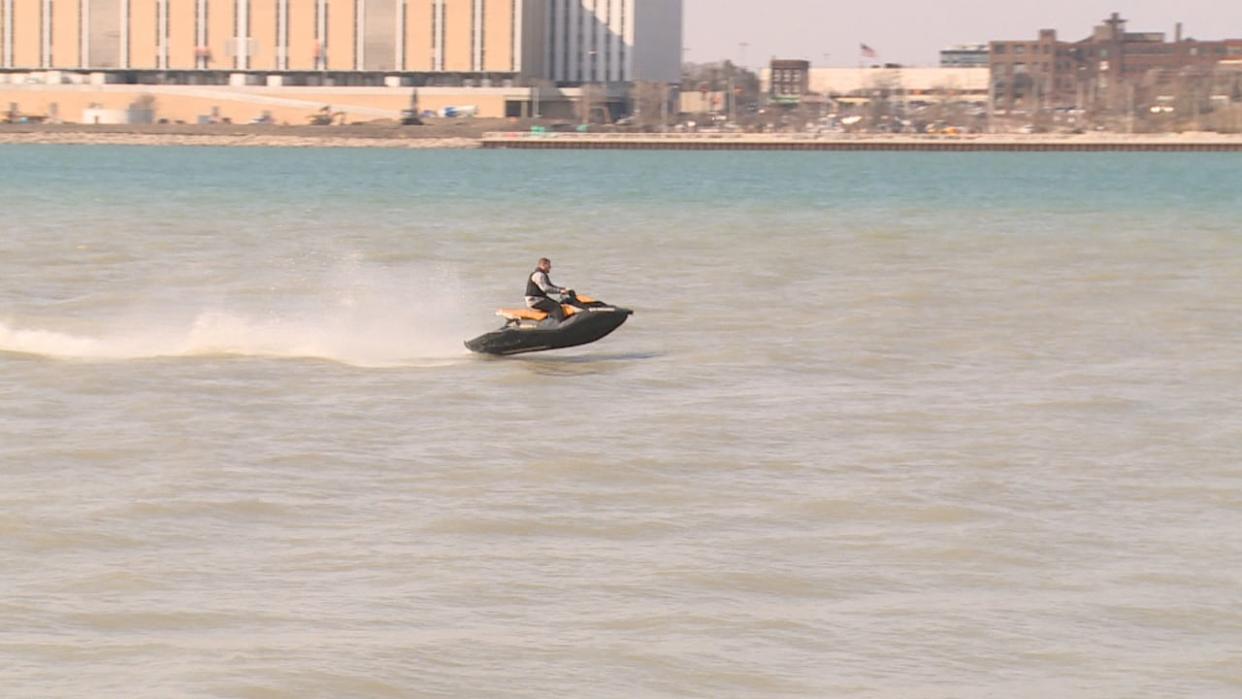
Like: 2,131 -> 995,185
0,0 -> 682,84
523,0 -> 683,83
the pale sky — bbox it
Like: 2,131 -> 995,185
684,1 -> 1242,68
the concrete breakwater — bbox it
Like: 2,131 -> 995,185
482,132 -> 1242,152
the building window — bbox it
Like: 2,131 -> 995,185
196,2 -> 202,68
602,0 -> 610,79
47,0 -> 54,66
473,0 -> 484,71
560,0 -> 568,80
430,2 -> 437,69
547,0 -> 556,77
585,0 -> 594,80
618,0 -> 625,79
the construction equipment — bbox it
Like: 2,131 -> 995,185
307,106 -> 347,126
3,102 -> 48,124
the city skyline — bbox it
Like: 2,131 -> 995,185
683,0 -> 1242,67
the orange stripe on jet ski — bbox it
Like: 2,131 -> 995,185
496,306 -> 579,321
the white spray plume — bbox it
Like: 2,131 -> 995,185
0,261 -> 479,367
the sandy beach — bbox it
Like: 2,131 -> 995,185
0,131 -> 482,149
0,123 -> 494,149
3,123 -> 1242,150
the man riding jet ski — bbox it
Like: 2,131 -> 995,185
464,258 -> 633,355
525,257 -> 570,321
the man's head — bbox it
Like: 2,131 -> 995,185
537,257 -> 551,273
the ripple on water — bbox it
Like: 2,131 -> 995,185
3,149 -> 1241,697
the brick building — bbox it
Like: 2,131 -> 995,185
990,13 -> 1242,113
940,44 -> 989,68
769,59 -> 809,103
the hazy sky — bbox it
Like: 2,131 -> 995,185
684,1 -> 1242,67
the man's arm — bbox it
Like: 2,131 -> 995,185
533,271 -> 566,295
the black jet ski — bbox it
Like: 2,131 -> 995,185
465,292 -> 633,355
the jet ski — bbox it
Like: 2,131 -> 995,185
465,291 -> 633,355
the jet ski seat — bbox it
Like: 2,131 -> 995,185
496,305 -> 579,322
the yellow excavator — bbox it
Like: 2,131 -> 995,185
307,106 -> 346,126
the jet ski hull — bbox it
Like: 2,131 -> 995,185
465,307 -> 632,355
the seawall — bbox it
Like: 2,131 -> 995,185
482,132 -> 1242,152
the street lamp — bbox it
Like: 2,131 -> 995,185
733,42 -> 751,125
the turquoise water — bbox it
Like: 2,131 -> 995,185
2,146 -> 1241,698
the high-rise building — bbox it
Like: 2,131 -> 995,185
0,0 -> 681,83
536,0 -> 681,83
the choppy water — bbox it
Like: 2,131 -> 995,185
1,146 -> 1240,698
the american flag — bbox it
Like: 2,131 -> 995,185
860,43 -> 877,58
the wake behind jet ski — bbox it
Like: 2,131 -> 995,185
465,258 -> 632,355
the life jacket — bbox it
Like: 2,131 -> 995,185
526,268 -> 552,298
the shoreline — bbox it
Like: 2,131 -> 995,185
0,124 -> 484,149
0,132 -> 482,149
4,125 -> 1242,151
481,131 -> 1242,152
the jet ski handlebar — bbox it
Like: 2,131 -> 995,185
561,290 -> 605,308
